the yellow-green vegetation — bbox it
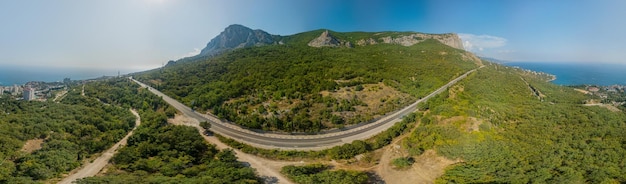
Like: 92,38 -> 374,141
403,63 -> 626,183
391,157 -> 415,170
281,164 -> 369,184
135,33 -> 478,132
74,78 -> 260,183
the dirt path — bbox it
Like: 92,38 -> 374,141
53,90 -> 68,102
58,109 -> 141,184
375,121 -> 460,184
168,115 -> 301,184
584,103 -> 622,112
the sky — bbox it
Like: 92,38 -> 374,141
1,0 -> 626,73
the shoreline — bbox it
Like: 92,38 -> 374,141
505,62 -> 626,86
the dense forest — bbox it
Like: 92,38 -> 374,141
0,82 -> 135,182
76,78 -> 260,183
135,36 -> 478,132
402,63 -> 626,183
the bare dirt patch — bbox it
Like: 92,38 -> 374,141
574,88 -> 591,95
378,147 -> 459,184
448,85 -> 464,99
460,52 -> 483,66
319,82 -> 415,125
583,99 -> 622,112
373,116 -> 463,183
20,138 -> 44,153
583,103 -> 622,112
435,116 -> 484,132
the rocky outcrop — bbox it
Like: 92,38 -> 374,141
355,33 -> 465,50
436,33 -> 464,50
460,52 -> 483,66
199,24 -> 278,57
356,38 -> 377,46
308,30 -> 341,47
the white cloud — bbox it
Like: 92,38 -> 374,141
458,33 -> 507,52
180,48 -> 201,58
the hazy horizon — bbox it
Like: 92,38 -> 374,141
0,65 -> 142,85
3,59 -> 626,87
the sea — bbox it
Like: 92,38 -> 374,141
0,65 -> 140,86
504,62 -> 626,86
2,62 -> 626,87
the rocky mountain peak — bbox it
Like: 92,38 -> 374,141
308,30 -> 341,47
199,24 -> 277,57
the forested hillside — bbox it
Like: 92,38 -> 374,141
135,35 -> 479,132
0,83 -> 136,182
76,78 -> 260,183
402,63 -> 626,183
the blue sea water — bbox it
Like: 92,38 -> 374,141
2,62 -> 626,86
0,65 -> 139,86
504,62 -> 626,86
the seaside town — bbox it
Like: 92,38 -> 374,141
0,78 -> 70,101
571,84 -> 626,112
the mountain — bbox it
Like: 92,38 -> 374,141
198,24 -> 280,57
167,25 -> 280,65
173,24 -> 466,63
134,25 -> 480,133
308,30 -> 351,47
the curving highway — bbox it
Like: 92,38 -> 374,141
131,66 -> 480,150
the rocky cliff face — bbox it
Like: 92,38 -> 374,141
199,24 -> 278,57
436,33 -> 464,50
308,30 -> 352,48
182,25 -> 465,64
355,33 -> 465,50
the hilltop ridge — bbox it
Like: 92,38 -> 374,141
198,24 -> 280,57
174,24 -> 466,63
134,25 -> 480,133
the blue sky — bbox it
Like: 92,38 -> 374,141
1,0 -> 625,71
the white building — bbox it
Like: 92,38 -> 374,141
23,87 -> 35,101
12,84 -> 20,95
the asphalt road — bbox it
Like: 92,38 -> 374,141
131,67 -> 479,150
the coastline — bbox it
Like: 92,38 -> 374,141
547,75 -> 556,82
0,66 -> 139,86
504,62 -> 626,86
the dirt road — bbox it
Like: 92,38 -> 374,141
168,114 -> 300,184
58,109 -> 141,184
